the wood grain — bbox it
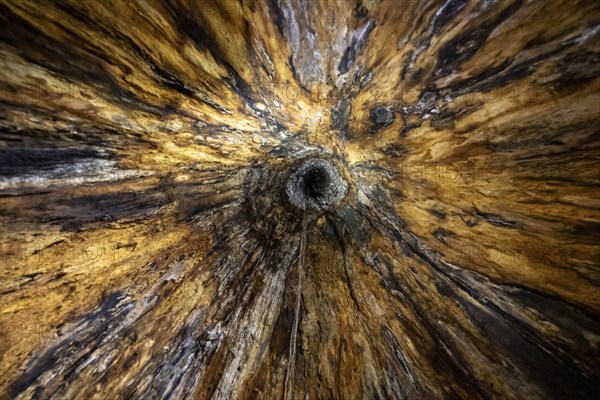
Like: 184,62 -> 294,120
1,0 -> 599,399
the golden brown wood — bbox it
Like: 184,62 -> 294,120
1,0 -> 599,399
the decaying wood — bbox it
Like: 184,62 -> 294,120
0,0 -> 599,399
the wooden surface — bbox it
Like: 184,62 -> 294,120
1,0 -> 599,399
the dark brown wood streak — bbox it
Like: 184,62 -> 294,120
1,0 -> 599,399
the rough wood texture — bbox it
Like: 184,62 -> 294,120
1,0 -> 599,399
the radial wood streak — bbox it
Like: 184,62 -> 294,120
0,0 -> 599,399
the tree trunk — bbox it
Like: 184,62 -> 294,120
1,1 -> 599,399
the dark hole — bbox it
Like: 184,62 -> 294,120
302,166 -> 330,199
370,105 -> 394,126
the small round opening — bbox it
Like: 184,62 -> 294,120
302,166 -> 331,199
370,105 -> 394,126
286,158 -> 348,211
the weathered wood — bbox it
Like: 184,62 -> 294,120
1,0 -> 599,399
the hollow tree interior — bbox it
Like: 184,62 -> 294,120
1,0 -> 599,399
